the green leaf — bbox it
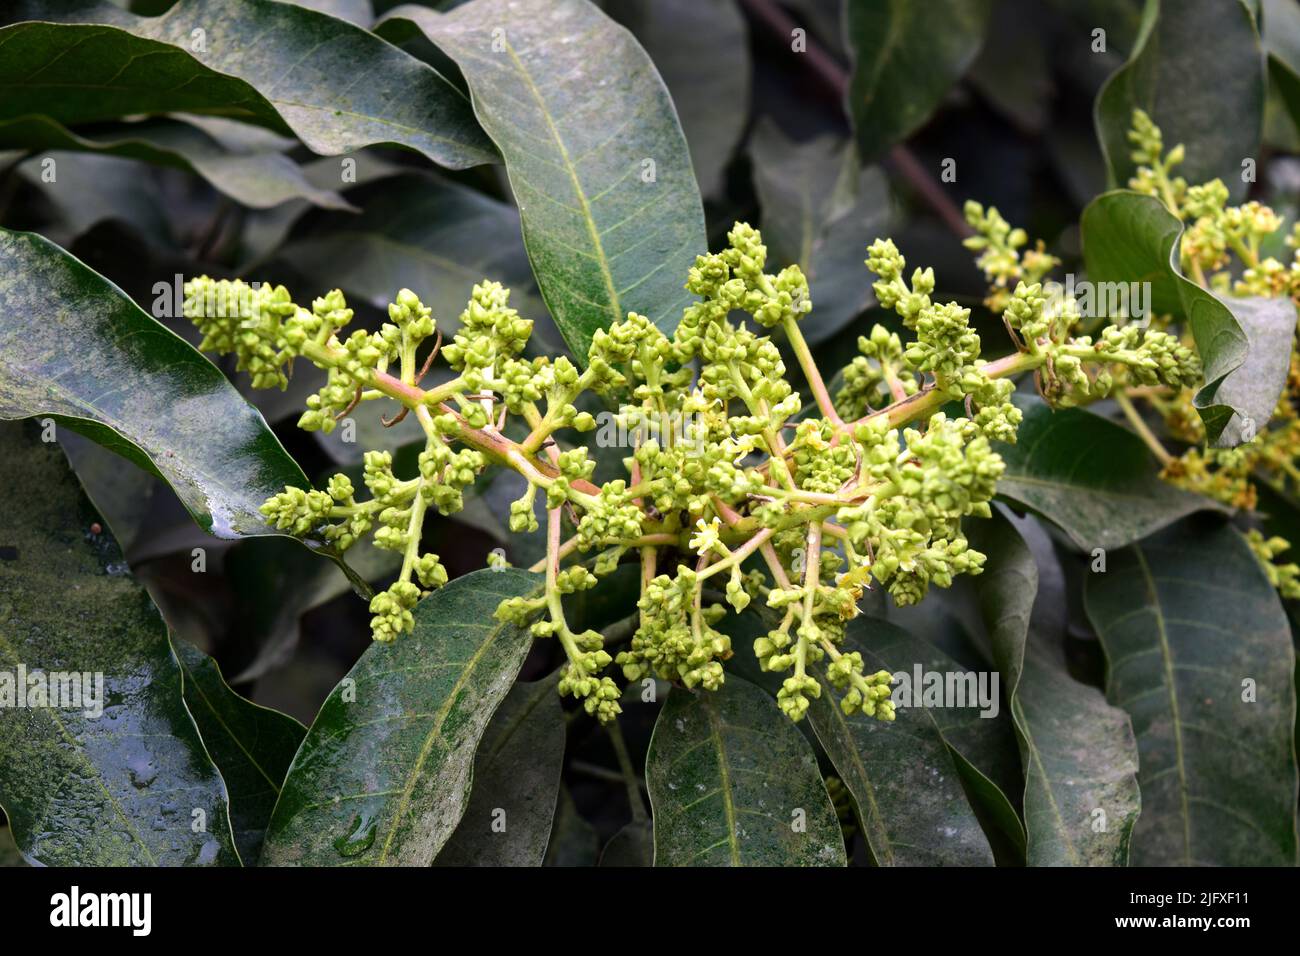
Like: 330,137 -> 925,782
225,530 -> 398,682
845,0 -> 993,158
1263,0 -> 1300,134
0,0 -> 494,170
434,673 -> 565,866
995,394 -> 1226,551
378,0 -> 707,360
17,152 -> 174,249
172,639 -> 306,863
750,120 -> 891,346
806,618 -> 999,866
1082,189 -> 1295,445
287,0 -> 373,26
0,115 -> 353,210
237,152 -> 405,272
1084,518 -> 1299,865
970,512 -> 1141,866
599,820 -> 653,866
645,676 -> 846,867
261,568 -> 542,866
966,0 -> 1054,135
0,422 -> 241,866
0,229 -> 317,540
544,787 -> 600,866
603,0 -> 750,198
1095,0 -> 1264,202
0,826 -> 27,867
271,170 -> 546,332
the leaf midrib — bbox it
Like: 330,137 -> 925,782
702,697 -> 741,866
374,584 -> 540,863
1132,543 -> 1193,864
499,36 -> 621,329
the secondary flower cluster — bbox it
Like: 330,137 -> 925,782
186,216 -> 1202,723
1037,111 -> 1300,588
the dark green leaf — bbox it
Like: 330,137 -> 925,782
750,120 -> 891,345
17,152 -> 174,248
237,152 -> 404,272
646,676 -> 846,867
0,826 -> 28,867
0,115 -> 352,210
0,0 -> 494,170
173,639 -> 306,863
261,568 -> 541,866
996,394 -> 1227,551
599,820 -> 653,866
226,531 -> 399,683
604,0 -> 750,198
0,422 -> 241,866
806,618 -> 999,866
1084,518 -> 1299,865
379,0 -> 707,360
544,787 -> 600,866
1095,0 -> 1264,202
271,170 -> 545,332
0,229 -> 318,541
1263,0 -> 1300,134
435,673 -> 565,866
967,0 -> 1054,135
971,512 -> 1141,866
845,0 -> 993,158
1082,189 -> 1295,446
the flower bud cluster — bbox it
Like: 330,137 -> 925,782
188,193 -> 1228,722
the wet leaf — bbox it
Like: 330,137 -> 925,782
0,229 -> 325,544
646,676 -> 846,867
0,422 -> 241,866
173,639 -> 306,863
261,568 -> 542,866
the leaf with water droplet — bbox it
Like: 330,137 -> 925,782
262,568 -> 542,866
333,811 -> 378,858
0,422 -> 241,866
